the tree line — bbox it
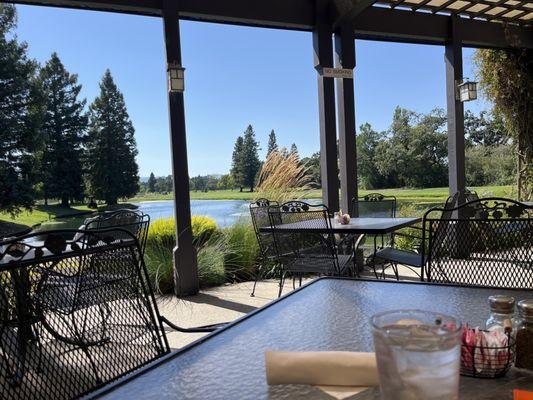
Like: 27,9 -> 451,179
0,4 -> 139,216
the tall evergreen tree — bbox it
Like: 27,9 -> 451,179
242,125 -> 261,192
289,143 -> 299,160
39,53 -> 87,207
0,4 -> 42,216
231,136 -> 245,192
86,70 -> 139,204
266,129 -> 278,157
148,172 -> 157,192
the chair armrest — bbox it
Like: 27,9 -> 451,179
159,316 -> 227,333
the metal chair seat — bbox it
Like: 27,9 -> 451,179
374,247 -> 425,268
284,254 -> 352,275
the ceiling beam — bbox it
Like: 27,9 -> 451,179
5,0 -> 316,30
353,7 -> 533,49
332,0 -> 377,29
4,0 -> 532,49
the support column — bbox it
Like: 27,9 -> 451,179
313,0 -> 339,212
445,16 -> 466,204
162,0 -> 199,296
335,25 -> 358,216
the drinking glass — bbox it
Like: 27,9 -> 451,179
371,310 -> 462,400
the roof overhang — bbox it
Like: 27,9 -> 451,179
4,0 -> 533,49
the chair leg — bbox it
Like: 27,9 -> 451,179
278,272 -> 286,298
299,275 -> 302,287
250,265 -> 263,297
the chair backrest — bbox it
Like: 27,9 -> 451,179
268,201 -> 339,273
85,209 -> 150,253
0,229 -> 169,400
249,199 -> 280,260
423,197 -> 533,289
352,193 -> 396,218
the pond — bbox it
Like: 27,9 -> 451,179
37,199 -> 250,232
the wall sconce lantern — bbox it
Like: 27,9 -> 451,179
168,63 -> 185,93
457,79 -> 477,102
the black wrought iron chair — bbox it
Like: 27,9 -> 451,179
425,198 -> 533,289
352,193 -> 397,218
269,201 -> 352,297
374,197 -> 533,289
0,229 -> 219,400
372,193 -> 459,279
83,209 -> 150,255
347,193 -> 397,276
249,199 -> 280,297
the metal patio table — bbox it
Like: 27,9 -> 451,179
259,217 -> 421,235
89,278 -> 533,400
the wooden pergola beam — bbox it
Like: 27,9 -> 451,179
314,0 -> 340,212
352,7 -> 533,49
6,0 -> 532,49
332,0 -> 377,29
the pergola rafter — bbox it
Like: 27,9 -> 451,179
4,0 -> 532,296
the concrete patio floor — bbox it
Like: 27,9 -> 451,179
158,279 -> 313,349
157,265 -> 420,349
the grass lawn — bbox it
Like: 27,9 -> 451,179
130,185 -> 514,204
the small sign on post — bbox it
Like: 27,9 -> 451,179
318,67 -> 353,79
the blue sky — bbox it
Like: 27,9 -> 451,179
15,5 -> 488,177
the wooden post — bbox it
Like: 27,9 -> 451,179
445,16 -> 466,205
162,0 -> 199,296
335,25 -> 358,216
313,0 -> 339,212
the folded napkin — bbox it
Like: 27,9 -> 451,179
265,351 -> 378,399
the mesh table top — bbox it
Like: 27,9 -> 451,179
260,217 -> 421,234
92,278 -> 533,400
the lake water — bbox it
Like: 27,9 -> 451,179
136,200 -> 249,227
38,199 -> 250,231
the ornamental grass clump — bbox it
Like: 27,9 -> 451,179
255,149 -> 311,204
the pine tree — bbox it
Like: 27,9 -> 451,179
266,129 -> 278,157
39,53 -> 87,207
148,172 -> 157,192
86,70 -> 139,205
242,125 -> 261,192
0,4 -> 42,216
231,136 -> 245,192
290,143 -> 299,160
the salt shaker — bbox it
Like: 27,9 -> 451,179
515,299 -> 533,370
486,295 -> 515,332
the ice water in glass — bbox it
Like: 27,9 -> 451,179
371,310 -> 461,400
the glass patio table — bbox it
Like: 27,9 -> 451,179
89,278 -> 533,400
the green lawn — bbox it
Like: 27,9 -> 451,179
130,185 -> 514,204
1,185 -> 515,236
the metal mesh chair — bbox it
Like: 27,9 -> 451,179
269,201 -> 352,297
425,198 -> 533,289
249,199 -> 280,297
0,229 -> 168,399
84,209 -> 150,255
348,193 -> 397,275
372,193 -> 459,279
0,228 -> 221,400
352,193 -> 397,218
374,197 -> 533,289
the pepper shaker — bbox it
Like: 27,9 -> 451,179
515,299 -> 533,370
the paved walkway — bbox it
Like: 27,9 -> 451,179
158,279 -> 312,349
158,264 -> 420,349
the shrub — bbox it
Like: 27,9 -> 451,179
191,215 -> 218,244
146,215 -> 219,249
144,216 -> 260,293
222,220 -> 260,282
197,236 -> 227,288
